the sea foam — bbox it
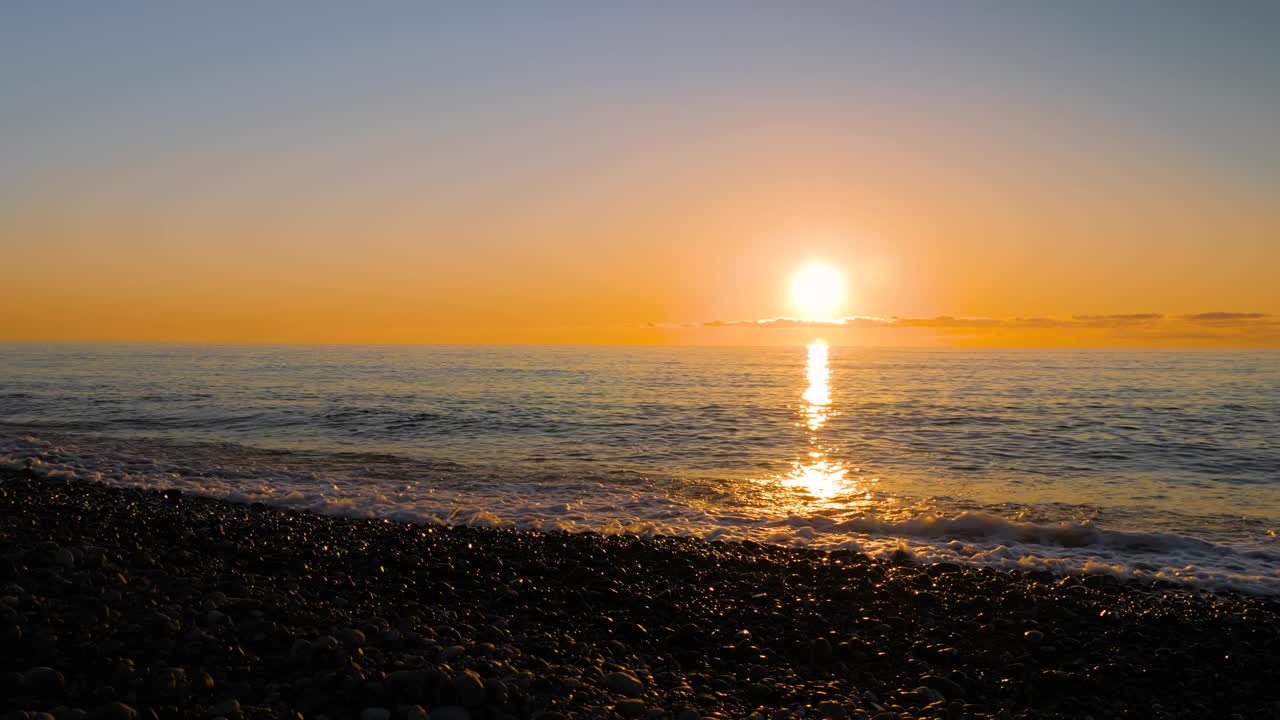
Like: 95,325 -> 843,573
4,432 -> 1278,595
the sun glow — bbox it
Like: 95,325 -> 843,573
788,261 -> 846,321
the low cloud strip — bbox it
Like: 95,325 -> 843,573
651,312 -> 1279,340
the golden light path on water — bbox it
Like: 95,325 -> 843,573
782,340 -> 858,501
800,340 -> 832,431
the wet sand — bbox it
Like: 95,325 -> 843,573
1,470 -> 1278,720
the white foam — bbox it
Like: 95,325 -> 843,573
4,432 -> 1278,594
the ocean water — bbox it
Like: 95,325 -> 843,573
1,342 -> 1277,592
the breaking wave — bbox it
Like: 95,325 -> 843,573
4,432 -> 1277,595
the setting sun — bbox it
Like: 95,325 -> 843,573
788,261 -> 846,321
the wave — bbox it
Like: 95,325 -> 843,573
3,431 -> 1278,595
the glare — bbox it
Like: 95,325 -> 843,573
753,339 -> 873,508
788,261 -> 845,321
801,340 -> 831,430
786,339 -> 848,498
782,456 -> 848,499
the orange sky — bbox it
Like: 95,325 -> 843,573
3,6 -> 1277,347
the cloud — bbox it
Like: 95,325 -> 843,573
652,311 -> 1279,344
692,316 -> 896,329
892,316 -> 1005,328
1180,312 -> 1270,323
1071,313 -> 1164,326
688,314 -> 1169,330
1073,314 -> 1164,321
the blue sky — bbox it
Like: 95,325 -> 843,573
4,2 -> 1277,196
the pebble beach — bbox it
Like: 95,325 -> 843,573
2,470 -> 1278,720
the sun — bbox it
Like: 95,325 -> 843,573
788,261 -> 846,321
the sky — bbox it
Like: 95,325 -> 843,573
2,2 -> 1278,346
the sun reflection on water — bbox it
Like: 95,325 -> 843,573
801,340 -> 831,431
781,340 -> 855,500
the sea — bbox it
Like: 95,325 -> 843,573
1,343 -> 1277,593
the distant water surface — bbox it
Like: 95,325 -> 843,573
2,343 -> 1277,592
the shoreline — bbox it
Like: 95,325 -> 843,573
2,470 -> 1278,719
5,429 -> 1277,596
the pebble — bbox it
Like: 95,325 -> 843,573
921,675 -> 964,700
816,702 -> 845,719
452,670 -> 486,707
442,644 -> 467,661
194,671 -> 216,693
484,677 -> 509,704
615,699 -> 647,718
87,703 -> 137,720
338,628 -> 366,648
312,635 -> 339,653
811,637 -> 833,662
205,699 -> 239,718
914,686 -> 946,704
2,471 -> 1277,720
603,671 -> 645,698
23,666 -> 65,696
